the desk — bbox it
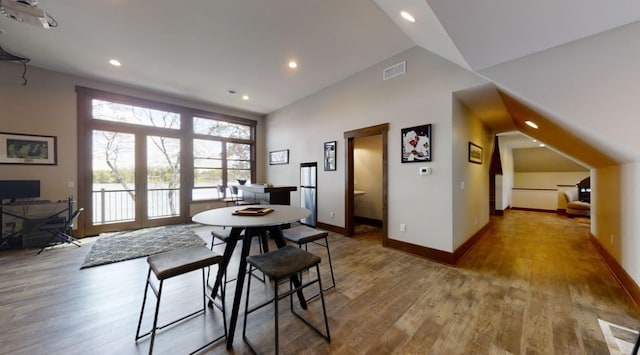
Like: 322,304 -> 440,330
237,184 -> 297,205
192,205 -> 311,349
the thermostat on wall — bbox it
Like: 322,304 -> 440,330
419,167 -> 431,175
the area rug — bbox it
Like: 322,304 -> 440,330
80,224 -> 205,269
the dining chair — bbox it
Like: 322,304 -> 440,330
229,186 -> 257,206
216,185 -> 235,206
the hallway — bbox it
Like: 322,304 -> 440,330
457,210 -> 638,354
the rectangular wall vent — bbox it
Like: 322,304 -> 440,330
383,61 -> 406,80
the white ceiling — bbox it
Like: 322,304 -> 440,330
1,0 -> 640,117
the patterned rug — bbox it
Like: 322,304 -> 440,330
80,224 -> 205,269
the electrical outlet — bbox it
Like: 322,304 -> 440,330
330,211 -> 335,219
460,181 -> 465,190
400,224 -> 406,232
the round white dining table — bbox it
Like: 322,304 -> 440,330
192,204 -> 310,228
192,205 -> 311,349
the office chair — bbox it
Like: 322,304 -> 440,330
37,207 -> 84,254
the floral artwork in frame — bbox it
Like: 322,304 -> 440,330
0,132 -> 57,165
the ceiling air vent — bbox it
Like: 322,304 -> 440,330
383,61 -> 406,80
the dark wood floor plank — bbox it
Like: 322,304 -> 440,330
0,211 -> 639,354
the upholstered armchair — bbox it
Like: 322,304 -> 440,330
563,190 -> 590,217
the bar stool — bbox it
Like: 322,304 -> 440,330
135,246 -> 226,355
282,225 -> 336,295
243,246 -> 331,354
208,227 -> 266,285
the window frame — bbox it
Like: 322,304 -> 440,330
77,86 -> 257,210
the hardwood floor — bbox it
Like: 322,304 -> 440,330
0,210 -> 638,354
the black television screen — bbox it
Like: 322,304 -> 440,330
0,180 -> 40,201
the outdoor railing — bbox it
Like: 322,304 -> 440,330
92,188 -> 180,224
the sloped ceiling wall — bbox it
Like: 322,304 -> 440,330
513,148 -> 588,173
480,21 -> 640,165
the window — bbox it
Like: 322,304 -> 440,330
193,117 -> 251,139
193,139 -> 223,200
92,99 -> 181,129
77,86 -> 256,234
192,116 -> 254,201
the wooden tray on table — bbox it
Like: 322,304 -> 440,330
232,207 -> 274,216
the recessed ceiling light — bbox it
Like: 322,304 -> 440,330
525,120 -> 539,129
109,59 -> 121,67
288,60 -> 298,69
401,11 -> 415,22
242,95 -> 249,101
539,143 -> 546,147
533,139 -> 537,143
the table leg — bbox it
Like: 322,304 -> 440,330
226,227 -> 256,349
209,227 -> 241,306
259,230 -> 269,253
268,225 -> 308,310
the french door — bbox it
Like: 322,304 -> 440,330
79,95 -> 186,236
84,129 -> 183,235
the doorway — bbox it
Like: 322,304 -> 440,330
344,123 -> 388,246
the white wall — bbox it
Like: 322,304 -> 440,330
593,164 -> 640,285
354,135 -> 383,221
480,21 -> 640,164
266,46 -> 487,252
451,99 -> 492,250
498,141 -> 514,210
514,172 -> 589,189
511,172 -> 589,211
0,62 -> 265,213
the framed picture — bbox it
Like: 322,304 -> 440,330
324,141 -> 336,171
468,142 -> 483,164
401,124 -> 431,163
269,149 -> 289,165
0,132 -> 57,165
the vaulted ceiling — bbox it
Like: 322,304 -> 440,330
1,0 -> 639,167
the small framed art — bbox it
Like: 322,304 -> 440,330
324,141 -> 336,171
0,132 -> 57,165
468,142 -> 483,164
269,149 -> 289,165
401,124 -> 431,163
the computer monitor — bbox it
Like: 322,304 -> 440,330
0,180 -> 40,202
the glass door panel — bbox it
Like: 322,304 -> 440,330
147,136 -> 181,219
91,130 -> 136,225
